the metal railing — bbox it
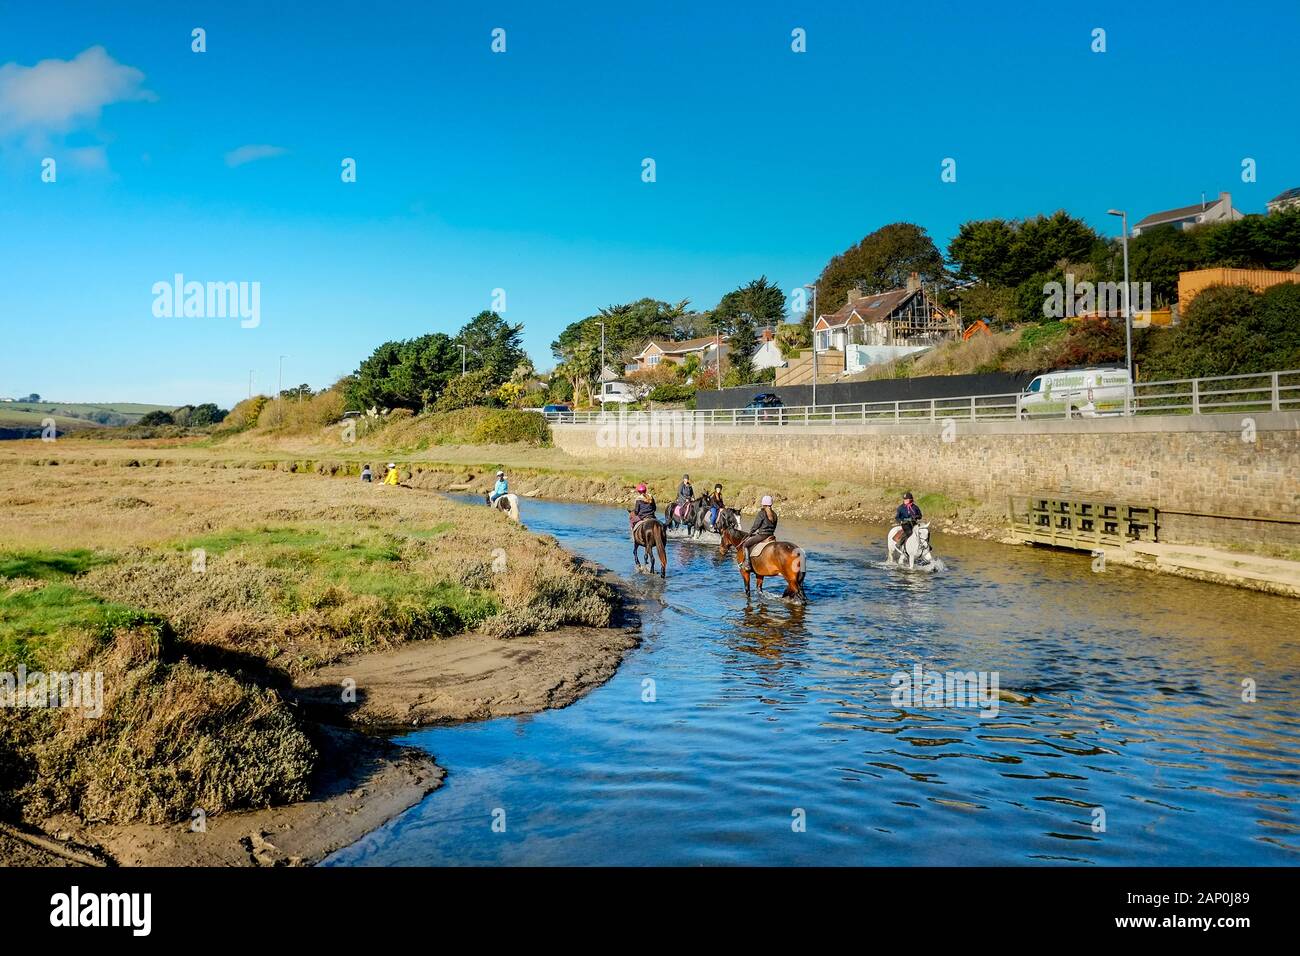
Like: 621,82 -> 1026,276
539,368 -> 1300,427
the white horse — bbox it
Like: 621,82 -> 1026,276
486,492 -> 520,522
886,520 -> 934,568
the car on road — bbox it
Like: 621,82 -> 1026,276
541,403 -> 574,422
1016,367 -> 1133,419
740,392 -> 785,423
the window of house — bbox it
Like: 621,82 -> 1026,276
647,354 -> 660,366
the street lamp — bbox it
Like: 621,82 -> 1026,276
596,320 -> 606,407
1107,209 -> 1133,413
278,355 -> 286,398
802,283 -> 818,408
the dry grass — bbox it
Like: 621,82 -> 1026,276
0,451 -> 617,827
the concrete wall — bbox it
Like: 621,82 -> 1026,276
551,411 -> 1300,546
696,370 -> 1038,410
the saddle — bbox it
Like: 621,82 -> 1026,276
631,516 -> 656,537
749,537 -> 777,559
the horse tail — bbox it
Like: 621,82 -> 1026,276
793,547 -> 806,585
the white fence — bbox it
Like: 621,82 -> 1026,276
540,369 -> 1300,426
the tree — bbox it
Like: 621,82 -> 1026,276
433,368 -> 499,412
814,223 -> 947,314
346,332 -> 460,411
711,276 -> 786,334
189,403 -> 228,426
457,311 -> 526,386
138,410 -> 174,427
726,317 -> 759,384
949,212 -> 1102,287
550,297 -> 689,402
279,383 -> 314,400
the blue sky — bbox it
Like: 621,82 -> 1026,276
2,0 -> 1297,406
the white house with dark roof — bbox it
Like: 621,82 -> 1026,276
1131,191 -> 1243,236
1267,187 -> 1300,215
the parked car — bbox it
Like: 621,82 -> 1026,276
541,403 -> 574,421
740,392 -> 785,423
1017,367 -> 1133,419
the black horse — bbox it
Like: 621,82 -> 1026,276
664,495 -> 706,535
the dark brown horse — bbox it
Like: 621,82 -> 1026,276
718,525 -> 745,554
631,517 -> 667,577
736,537 -> 807,603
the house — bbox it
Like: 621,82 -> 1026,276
1131,191 -> 1243,237
1267,187 -> 1300,215
625,335 -> 728,375
751,327 -> 787,371
810,273 -> 958,374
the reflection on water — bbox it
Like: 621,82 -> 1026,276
325,497 -> 1300,866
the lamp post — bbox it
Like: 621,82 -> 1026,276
596,321 -> 606,407
803,283 -> 818,408
1107,209 -> 1133,414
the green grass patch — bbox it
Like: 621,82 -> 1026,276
0,549 -> 114,581
0,581 -> 165,671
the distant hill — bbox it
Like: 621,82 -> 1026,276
0,401 -> 174,439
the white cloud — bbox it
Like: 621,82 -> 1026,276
0,46 -> 155,135
225,144 -> 288,167
66,144 -> 108,170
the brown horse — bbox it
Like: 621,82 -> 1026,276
718,525 -> 745,554
736,537 -> 807,603
631,517 -> 667,577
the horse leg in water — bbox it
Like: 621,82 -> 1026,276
655,525 -> 666,578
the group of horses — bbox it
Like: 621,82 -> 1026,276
488,488 -> 934,606
631,495 -> 808,603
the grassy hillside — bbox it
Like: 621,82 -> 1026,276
0,401 -> 174,435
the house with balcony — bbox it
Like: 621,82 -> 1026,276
1131,191 -> 1243,237
808,273 -> 958,375
625,335 -> 728,375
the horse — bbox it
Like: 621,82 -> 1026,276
718,525 -> 745,554
664,496 -> 703,534
886,520 -> 933,568
485,492 -> 521,522
631,517 -> 667,577
692,503 -> 740,539
736,536 -> 807,603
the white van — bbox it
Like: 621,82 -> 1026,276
1017,367 -> 1133,419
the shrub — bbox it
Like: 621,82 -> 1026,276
470,409 -> 552,446
213,395 -> 269,434
434,369 -> 499,412
647,382 -> 696,403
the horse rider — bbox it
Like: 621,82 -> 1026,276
673,474 -> 694,522
705,483 -> 725,531
489,470 -> 509,505
894,492 -> 922,546
630,482 -> 657,532
740,495 -> 778,572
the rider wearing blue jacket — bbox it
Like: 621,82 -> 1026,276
490,470 -> 508,504
895,492 -> 922,543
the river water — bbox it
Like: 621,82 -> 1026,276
325,497 -> 1300,866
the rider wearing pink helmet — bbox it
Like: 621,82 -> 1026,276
630,482 -> 656,530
